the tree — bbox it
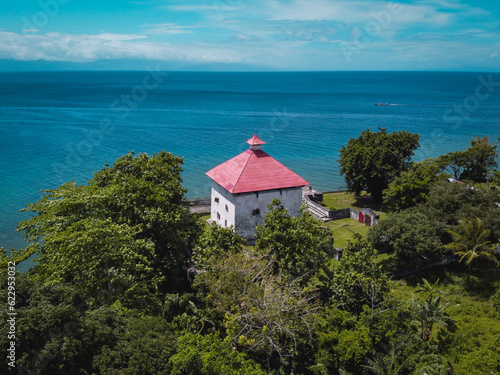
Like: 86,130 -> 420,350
17,151 -> 202,307
255,198 -> 333,283
169,332 -> 267,375
338,128 -> 420,202
192,222 -> 246,270
194,250 -> 319,372
0,272 -> 125,375
94,315 -> 178,375
320,235 -> 389,315
363,345 -> 409,375
383,160 -> 448,212
423,179 -> 500,243
443,217 -> 499,281
315,306 -> 373,373
436,136 -> 498,182
412,279 -> 454,341
367,210 -> 443,268
0,246 -> 33,270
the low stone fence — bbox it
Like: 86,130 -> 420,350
189,198 -> 211,206
303,189 -> 379,227
330,208 -> 351,220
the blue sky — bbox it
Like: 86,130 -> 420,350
0,0 -> 499,70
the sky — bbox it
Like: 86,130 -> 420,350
0,0 -> 499,71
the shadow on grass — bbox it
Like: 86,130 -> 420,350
395,261 -> 500,300
353,194 -> 386,212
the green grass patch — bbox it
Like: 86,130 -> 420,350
322,191 -> 386,212
324,217 -> 371,248
391,266 -> 500,375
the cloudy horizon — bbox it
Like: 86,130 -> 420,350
0,0 -> 499,71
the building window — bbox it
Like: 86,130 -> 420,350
214,197 -> 219,203
217,212 -> 220,220
225,219 -> 227,227
252,209 -> 260,215
225,204 -> 228,212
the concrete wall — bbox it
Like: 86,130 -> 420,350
234,187 -> 303,241
210,182 -> 236,228
330,208 -> 351,220
303,194 -> 331,219
211,183 -> 303,241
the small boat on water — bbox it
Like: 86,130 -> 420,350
374,103 -> 389,106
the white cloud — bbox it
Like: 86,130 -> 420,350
141,23 -> 195,35
167,5 -> 223,12
0,31 -> 251,64
90,33 -> 147,41
264,0 -> 454,26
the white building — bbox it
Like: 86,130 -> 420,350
206,135 -> 309,242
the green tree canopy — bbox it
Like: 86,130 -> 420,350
169,331 -> 267,375
320,235 -> 389,315
0,272 -> 124,375
192,222 -> 246,270
338,128 -> 420,202
194,250 -> 319,373
367,209 -> 443,268
255,198 -> 333,283
18,151 -> 202,308
436,136 -> 498,182
443,217 -> 499,280
422,179 -> 500,243
383,160 -> 449,212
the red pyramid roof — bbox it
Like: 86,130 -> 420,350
246,134 -> 266,145
206,139 -> 309,194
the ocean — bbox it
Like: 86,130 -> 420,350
1,71 -> 499,251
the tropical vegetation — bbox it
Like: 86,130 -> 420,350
1,134 -> 499,374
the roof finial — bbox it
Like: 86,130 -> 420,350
246,134 -> 266,151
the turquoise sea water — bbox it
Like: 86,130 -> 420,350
1,71 -> 499,250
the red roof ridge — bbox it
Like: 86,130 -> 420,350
232,149 -> 253,193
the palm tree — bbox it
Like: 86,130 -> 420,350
362,344 -> 409,375
444,217 -> 499,281
414,279 -> 453,341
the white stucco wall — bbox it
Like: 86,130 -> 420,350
235,187 -> 303,241
211,182 -> 236,228
211,183 -> 304,241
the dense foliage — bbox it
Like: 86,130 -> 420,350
338,127 -> 420,202
367,210 -> 443,268
17,151 -> 202,309
383,159 -> 448,212
1,134 -> 499,374
436,136 -> 498,182
255,199 -> 333,284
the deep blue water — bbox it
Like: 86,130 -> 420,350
1,71 -> 499,251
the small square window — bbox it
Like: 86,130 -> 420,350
252,209 -> 260,215
214,197 -> 219,203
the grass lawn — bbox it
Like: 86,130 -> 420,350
317,192 -> 389,249
323,217 -> 371,248
200,214 -> 211,223
322,191 -> 387,219
390,265 -> 500,374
